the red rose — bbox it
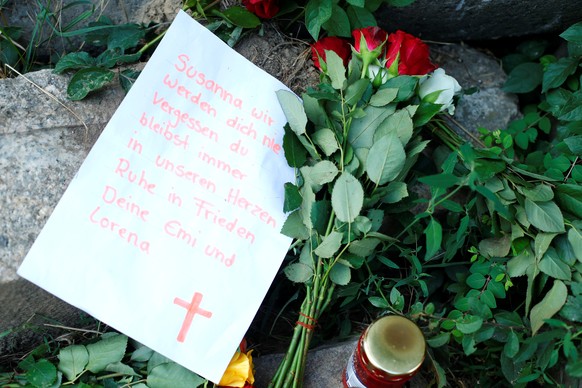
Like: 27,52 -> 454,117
311,36 -> 351,71
352,26 -> 388,55
385,30 -> 436,76
242,0 -> 279,19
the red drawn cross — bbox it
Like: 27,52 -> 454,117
173,292 -> 213,343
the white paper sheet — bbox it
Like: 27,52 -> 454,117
18,10 -> 295,383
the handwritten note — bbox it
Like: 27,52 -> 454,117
18,10 -> 295,383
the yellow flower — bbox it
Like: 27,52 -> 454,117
218,348 -> 255,387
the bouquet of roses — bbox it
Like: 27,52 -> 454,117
269,27 -> 461,387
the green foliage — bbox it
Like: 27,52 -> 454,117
391,22 -> 582,385
0,331 -> 210,388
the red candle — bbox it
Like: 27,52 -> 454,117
343,315 -> 426,387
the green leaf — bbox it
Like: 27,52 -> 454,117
67,67 -> 115,100
284,262 -> 314,283
480,289 -> 497,308
542,57 -> 580,92
530,280 -> 568,335
331,172 -> 364,223
54,52 -> 96,73
305,0 -> 333,39
283,127 -> 308,168
27,359 -> 57,388
346,5 -> 376,29
345,79 -> 369,105
326,50 -> 347,90
366,133 -> 406,185
221,6 -> 261,28
568,226 -> 582,263
346,0 -> 364,7
348,105 -> 395,149
368,296 -> 389,308
375,108 -> 414,145
424,217 -> 442,260
556,184 -> 582,218
276,90 -> 307,136
382,181 -> 408,203
147,362 -> 206,388
466,273 -> 486,289
130,345 -> 154,362
534,232 -> 557,259
503,330 -> 520,358
520,184 -> 554,202
105,361 -> 139,376
313,128 -> 339,156
560,21 -> 582,43
281,210 -> 310,239
560,295 -> 582,323
524,199 -> 565,233
283,183 -> 302,212
314,231 -> 344,258
86,334 -> 127,373
503,62 -> 543,93
322,5 -> 351,37
427,332 -> 450,348
564,135 -> 582,156
106,24 -> 144,50
507,249 -> 535,277
58,345 -> 89,381
119,69 -> 140,93
301,161 -> 339,190
479,235 -> 511,258
566,360 -> 582,378
369,88 -> 398,107
418,173 -> 461,190
300,184 -> 315,229
96,49 -> 141,68
456,315 -> 483,334
539,248 -> 572,280
330,262 -> 351,285
303,93 -> 327,126
348,237 -> 381,257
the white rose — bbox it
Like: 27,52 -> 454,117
367,64 -> 389,86
418,68 -> 462,115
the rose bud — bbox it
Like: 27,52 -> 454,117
418,68 -> 462,114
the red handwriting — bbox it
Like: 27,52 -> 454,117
102,185 -> 150,222
173,292 -> 213,343
162,75 -> 217,118
154,154 -> 217,193
127,137 -> 142,154
229,139 -> 248,156
197,150 -> 247,180
227,116 -> 257,140
204,244 -> 235,267
174,54 -> 243,109
114,158 -> 157,194
251,107 -> 275,127
192,197 -> 255,244
226,188 -> 276,228
89,206 -> 151,253
152,91 -> 218,128
139,112 -> 190,150
164,220 -> 198,248
262,135 -> 281,154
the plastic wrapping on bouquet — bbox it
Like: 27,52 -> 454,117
343,315 -> 426,387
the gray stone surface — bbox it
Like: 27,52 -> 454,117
431,44 -> 520,143
377,0 -> 582,41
